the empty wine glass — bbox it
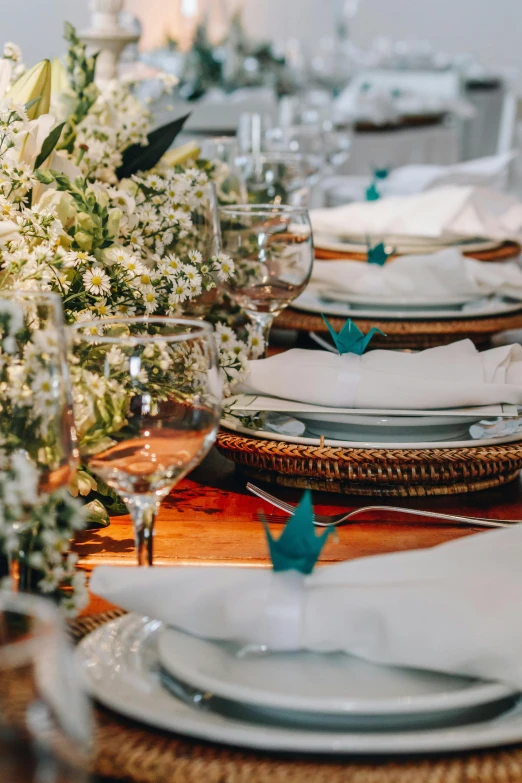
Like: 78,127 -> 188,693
0,291 -> 79,587
69,317 -> 221,566
219,204 -> 314,355
235,151 -> 317,207
200,137 -> 247,204
0,591 -> 91,782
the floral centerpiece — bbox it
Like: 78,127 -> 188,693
0,24 -> 260,612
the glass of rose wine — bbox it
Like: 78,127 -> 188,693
69,317 -> 222,566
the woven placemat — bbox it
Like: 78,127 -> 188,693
314,241 -> 521,263
70,612 -> 522,783
216,430 -> 522,496
273,308 -> 522,350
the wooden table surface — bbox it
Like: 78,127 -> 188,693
77,447 -> 522,613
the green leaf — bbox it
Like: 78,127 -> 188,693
34,121 -> 66,169
116,113 -> 191,179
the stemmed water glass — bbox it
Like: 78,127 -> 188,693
218,204 -> 314,356
69,317 -> 222,566
0,291 -> 79,587
235,151 -> 318,207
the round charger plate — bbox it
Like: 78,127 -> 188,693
158,626 -> 514,718
292,287 -> 522,321
313,234 -> 501,257
77,614 -> 522,756
220,416 -> 522,450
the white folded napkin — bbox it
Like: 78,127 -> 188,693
91,523 -> 522,688
311,249 -> 522,300
239,341 -> 522,409
378,153 -> 516,197
311,186 -> 522,242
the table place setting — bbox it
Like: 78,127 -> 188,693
294,248 -> 522,322
78,496 -> 522,756
218,339 -> 522,494
311,185 -> 522,259
323,151 -> 516,205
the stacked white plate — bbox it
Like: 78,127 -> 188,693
222,396 -> 522,448
292,283 -> 522,321
78,614 -> 522,754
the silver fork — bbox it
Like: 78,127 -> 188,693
246,483 -> 519,529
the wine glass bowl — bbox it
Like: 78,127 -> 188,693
235,151 -> 317,207
219,204 -> 314,354
69,317 -> 222,566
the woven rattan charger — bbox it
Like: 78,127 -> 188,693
216,429 -> 522,497
70,611 -> 522,783
274,308 -> 522,350
314,241 -> 521,263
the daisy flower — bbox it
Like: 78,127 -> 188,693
215,253 -> 235,281
83,267 -> 111,296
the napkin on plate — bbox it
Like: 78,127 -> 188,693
322,154 -> 516,204
238,340 -> 522,409
378,153 -> 516,197
311,248 -> 522,300
311,186 -> 522,242
90,523 -> 522,688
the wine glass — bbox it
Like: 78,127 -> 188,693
200,137 -> 247,204
0,291 -> 79,587
218,204 -> 314,355
69,317 -> 222,566
235,151 -> 318,207
0,591 -> 91,782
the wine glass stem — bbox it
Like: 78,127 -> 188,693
247,311 -> 275,358
127,497 -> 160,567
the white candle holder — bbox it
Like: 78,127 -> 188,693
79,0 -> 140,85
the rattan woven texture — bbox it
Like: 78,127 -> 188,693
216,430 -> 522,496
273,308 -> 522,350
70,611 -> 522,782
314,241 -> 521,262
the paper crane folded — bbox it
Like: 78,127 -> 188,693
261,491 -> 332,574
321,314 -> 386,355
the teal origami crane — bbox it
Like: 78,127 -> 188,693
321,314 -> 386,355
374,167 -> 390,180
366,240 -> 393,266
262,491 -> 332,574
365,182 -> 380,201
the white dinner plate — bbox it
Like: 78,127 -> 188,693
77,614 -> 522,755
296,412 -> 480,442
318,288 -> 485,309
158,626 -> 514,717
314,233 -> 502,256
220,415 -> 522,450
292,287 -> 522,321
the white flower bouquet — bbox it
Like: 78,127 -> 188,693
0,24 -> 259,611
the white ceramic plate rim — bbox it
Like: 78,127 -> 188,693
317,289 -> 485,308
292,290 -> 522,320
77,615 -> 522,755
158,626 -> 514,716
220,416 -> 522,450
296,412 -> 478,428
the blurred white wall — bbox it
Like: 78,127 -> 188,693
1,0 -> 521,91
0,0 -> 89,63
